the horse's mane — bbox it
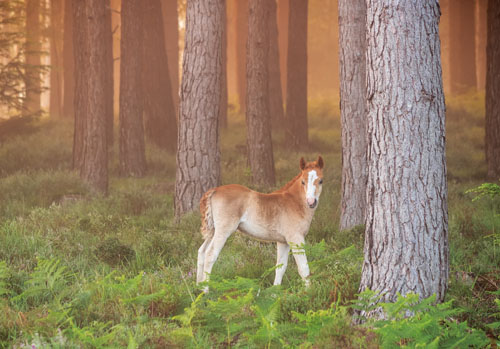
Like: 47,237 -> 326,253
273,172 -> 302,193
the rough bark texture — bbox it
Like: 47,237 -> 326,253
119,0 -> 146,177
246,0 -> 276,187
235,0 -> 248,113
359,0 -> 449,316
449,0 -> 476,94
62,0 -> 74,119
485,0 -> 500,179
73,0 -> 108,194
174,0 -> 223,218
104,0 -> 114,147
268,0 -> 285,130
475,0 -> 487,90
143,0 -> 177,151
49,0 -> 63,118
24,0 -> 42,116
285,0 -> 308,149
161,0 -> 180,116
338,0 -> 367,231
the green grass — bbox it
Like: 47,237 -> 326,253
0,95 -> 498,347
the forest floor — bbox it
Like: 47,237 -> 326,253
0,94 -> 499,347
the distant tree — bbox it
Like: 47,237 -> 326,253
358,0 -> 448,318
161,0 -> 180,116
219,2 -> 228,129
73,0 -> 108,194
285,0 -> 308,149
49,0 -> 63,118
338,0 -> 367,231
142,0 -> 177,151
24,0 -> 42,117
475,0 -> 487,90
246,0 -> 275,187
104,0 -> 114,147
235,0 -> 248,114
268,0 -> 285,130
62,0 -> 74,119
119,0 -> 146,177
485,0 -> 500,178
449,0 -> 476,94
174,0 -> 224,218
277,0 -> 288,99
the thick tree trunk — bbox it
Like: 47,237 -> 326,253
174,0 -> 223,218
475,0 -> 487,90
268,0 -> 285,130
485,0 -> 500,178
119,0 -> 146,177
104,0 -> 114,147
359,0 -> 448,318
285,0 -> 308,149
24,0 -> 42,116
246,0 -> 275,187
235,0 -> 248,113
448,0 -> 476,94
49,0 -> 63,118
338,0 -> 367,231
62,0 -> 74,119
161,0 -> 180,116
277,0 -> 288,99
143,0 -> 177,151
73,0 -> 108,194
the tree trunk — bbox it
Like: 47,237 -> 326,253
235,0 -> 248,114
268,0 -> 285,130
246,0 -> 275,187
285,0 -> 308,149
73,0 -> 108,194
448,0 -> 476,94
220,3 -> 228,129
475,0 -> 487,90
119,0 -> 146,177
62,0 -> 74,119
161,0 -> 180,116
174,0 -> 223,218
143,0 -> 177,151
24,0 -> 42,116
104,0 -> 114,147
485,0 -> 500,178
359,0 -> 448,318
277,0 -> 288,100
49,0 -> 63,118
338,0 -> 367,231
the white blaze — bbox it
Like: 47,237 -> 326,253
306,170 -> 318,201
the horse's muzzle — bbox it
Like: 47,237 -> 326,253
307,198 -> 317,209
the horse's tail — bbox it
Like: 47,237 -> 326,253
200,188 -> 216,240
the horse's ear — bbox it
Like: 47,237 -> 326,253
317,156 -> 324,169
300,157 -> 306,170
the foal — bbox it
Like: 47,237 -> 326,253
196,156 -> 324,289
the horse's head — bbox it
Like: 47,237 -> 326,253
299,156 -> 324,209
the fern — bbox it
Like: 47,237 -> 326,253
466,181 -> 500,201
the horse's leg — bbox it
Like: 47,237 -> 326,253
196,238 -> 211,284
202,224 -> 235,286
289,236 -> 310,287
273,242 -> 290,285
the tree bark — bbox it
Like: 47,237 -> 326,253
235,0 -> 248,113
174,0 -> 223,218
246,0 -> 275,187
73,0 -> 108,194
338,0 -> 367,231
285,0 -> 308,149
62,0 -> 74,119
161,0 -> 180,116
359,0 -> 448,317
268,0 -> 285,130
104,0 -> 114,147
448,0 -> 476,94
143,0 -> 177,151
277,0 -> 288,100
485,0 -> 500,178
119,0 -> 146,177
24,0 -> 42,116
49,0 -> 63,118
475,0 -> 487,90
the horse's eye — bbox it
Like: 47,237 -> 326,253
301,180 -> 305,185
319,179 -> 323,185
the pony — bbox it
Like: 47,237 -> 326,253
196,156 -> 324,290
